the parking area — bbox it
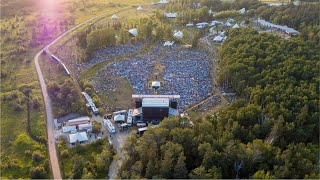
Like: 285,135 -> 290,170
54,114 -> 136,150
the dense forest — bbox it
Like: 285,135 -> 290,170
118,29 -> 319,179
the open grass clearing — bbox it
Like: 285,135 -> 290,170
101,77 -> 135,112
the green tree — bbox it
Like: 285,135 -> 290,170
173,153 -> 187,178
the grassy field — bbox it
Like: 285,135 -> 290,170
102,77 -> 135,111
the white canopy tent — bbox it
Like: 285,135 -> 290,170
232,23 -> 240,29
128,28 -> 138,37
165,13 -> 177,18
151,81 -> 161,88
114,114 -> 125,122
163,41 -> 174,46
239,8 -> 246,14
137,6 -> 143,10
225,22 -> 232,27
62,126 -> 76,133
158,0 -> 169,4
111,14 -> 118,19
69,132 -> 88,144
210,20 -> 221,26
213,35 -> 224,43
173,31 -> 183,39
186,23 -> 194,27
196,22 -> 209,29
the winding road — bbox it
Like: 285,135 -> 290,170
34,7 -> 132,179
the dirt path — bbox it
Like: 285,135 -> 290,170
34,50 -> 62,179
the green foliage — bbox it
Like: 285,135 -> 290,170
30,166 -> 48,179
92,121 -> 102,134
48,79 -> 88,116
58,137 -> 114,179
86,27 -> 116,57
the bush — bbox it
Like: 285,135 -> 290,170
32,150 -> 42,163
32,98 -> 40,109
24,150 -> 32,156
14,103 -> 23,112
30,166 -> 47,179
61,150 -> 69,158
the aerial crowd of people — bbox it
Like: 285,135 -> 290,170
91,43 -> 213,111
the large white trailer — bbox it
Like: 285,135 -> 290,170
104,119 -> 116,134
78,123 -> 92,131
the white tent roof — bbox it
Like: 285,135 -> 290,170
228,18 -> 235,23
173,31 -> 183,39
151,81 -> 161,87
142,98 -> 169,108
163,41 -> 174,46
137,6 -> 143,10
114,114 -> 125,122
165,13 -> 177,18
239,8 -> 246,14
69,132 -> 88,144
186,23 -> 194,27
158,0 -> 169,4
214,35 -> 224,42
211,20 -> 221,26
111,14 -> 118,19
208,9 -> 213,14
196,22 -> 209,26
128,28 -> 138,36
62,126 -> 76,133
232,23 -> 240,29
225,22 -> 232,27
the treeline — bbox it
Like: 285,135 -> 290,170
218,29 -> 319,145
118,30 -> 319,179
48,79 -> 88,117
58,138 -> 114,178
254,3 -> 320,30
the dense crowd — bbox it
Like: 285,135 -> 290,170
159,47 -> 212,109
80,42 -> 145,68
92,44 -> 212,111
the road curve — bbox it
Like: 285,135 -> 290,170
34,7 -> 132,179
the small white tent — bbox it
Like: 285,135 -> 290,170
213,35 -> 224,43
137,6 -> 143,10
128,28 -> 138,37
165,13 -> 177,18
151,81 -> 161,89
163,41 -> 174,46
225,22 -> 232,27
232,23 -> 240,29
239,8 -> 246,14
173,31 -> 183,39
210,20 -> 221,26
114,114 -> 125,122
69,132 -> 88,144
111,14 -> 118,19
208,9 -> 213,15
186,23 -> 194,27
158,0 -> 169,4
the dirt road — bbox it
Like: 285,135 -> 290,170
34,50 -> 62,179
